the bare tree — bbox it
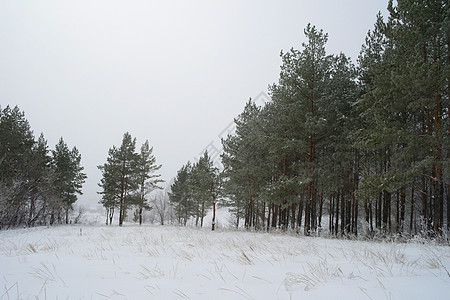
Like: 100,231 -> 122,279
151,191 -> 170,225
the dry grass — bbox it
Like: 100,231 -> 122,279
1,282 -> 19,300
30,262 -> 66,287
1,225 -> 449,299
139,264 -> 165,279
283,258 -> 343,291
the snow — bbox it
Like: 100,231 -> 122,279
1,224 -> 449,299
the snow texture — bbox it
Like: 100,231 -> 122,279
1,224 -> 449,299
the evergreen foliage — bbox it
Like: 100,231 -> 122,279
169,151 -> 219,228
52,138 -> 87,224
169,162 -> 193,226
97,133 -> 162,226
173,1 -> 448,237
135,140 -> 163,225
0,106 -> 86,228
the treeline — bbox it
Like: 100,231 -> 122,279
0,106 -> 87,229
97,132 -> 163,226
172,0 -> 449,237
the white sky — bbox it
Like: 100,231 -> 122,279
0,0 -> 388,208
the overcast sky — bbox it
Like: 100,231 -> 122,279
1,0 -> 388,208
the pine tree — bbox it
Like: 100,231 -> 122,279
98,133 -> 137,226
169,162 -> 193,226
0,106 -> 86,228
98,133 -> 163,226
0,106 -> 34,180
52,138 -> 87,224
268,24 -> 333,234
0,106 -> 35,228
98,146 -> 121,225
356,12 -> 389,235
169,153 -> 218,228
191,151 -> 217,227
171,3 -> 449,237
387,0 -> 448,234
221,100 -> 270,230
135,140 -> 163,225
27,133 -> 53,227
356,0 -> 448,235
116,133 -> 138,226
319,53 -> 360,236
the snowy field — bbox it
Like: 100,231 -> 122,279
1,225 -> 449,299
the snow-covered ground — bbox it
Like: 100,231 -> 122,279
1,224 -> 449,299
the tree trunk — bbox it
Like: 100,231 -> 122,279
304,182 -> 312,235
271,205 -> 278,229
291,203 -> 296,230
347,192 -> 351,234
447,183 -> 449,231
421,175 -> 428,230
376,191 -> 381,230
28,196 -> 35,227
382,190 -> 391,233
364,200 -> 369,235
396,190 -> 400,233
262,201 -> 267,231
353,152 -> 360,236
400,188 -> 406,234
318,189 -> 324,231
109,207 -> 114,225
119,188 -> 124,227
329,194 -> 334,233
432,37 -> 443,233
410,183 -> 415,235
65,208 -> 69,224
160,212 -> 164,226
354,191 -> 359,236
297,188 -> 304,230
335,191 -> 340,236
200,200 -> 205,228
211,198 -> 216,231
341,191 -> 346,235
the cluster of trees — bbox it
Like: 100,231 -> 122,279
0,106 -> 87,229
221,23 -> 364,234
98,132 -> 163,226
172,0 -> 448,237
169,152 -> 219,229
224,1 -> 448,236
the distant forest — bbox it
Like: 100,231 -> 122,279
170,0 -> 449,237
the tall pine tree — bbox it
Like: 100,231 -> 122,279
52,138 -> 87,224
135,140 -> 163,225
